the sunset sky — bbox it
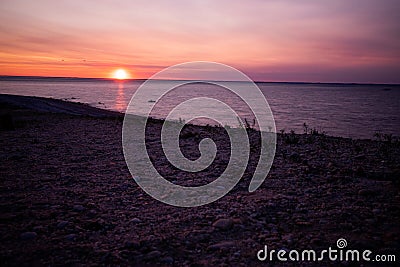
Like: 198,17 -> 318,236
0,0 -> 399,83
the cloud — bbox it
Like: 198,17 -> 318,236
0,0 -> 399,82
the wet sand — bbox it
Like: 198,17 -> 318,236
0,94 -> 399,266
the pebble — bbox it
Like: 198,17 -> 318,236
319,219 -> 329,224
310,238 -> 322,246
354,154 -> 366,160
73,205 -> 85,212
212,218 -> 233,230
124,241 -> 140,249
358,189 -> 375,196
87,209 -> 97,217
161,256 -> 174,264
130,218 -> 142,224
372,208 -> 381,214
282,234 -> 294,245
146,250 -> 162,258
33,226 -> 44,232
65,234 -> 77,241
289,152 -> 301,162
208,241 -> 235,251
2,103 -> 400,266
365,219 -> 376,224
57,221 -> 69,229
20,232 -> 37,240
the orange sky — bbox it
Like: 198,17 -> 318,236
0,0 -> 399,83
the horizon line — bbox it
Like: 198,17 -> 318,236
0,75 -> 399,86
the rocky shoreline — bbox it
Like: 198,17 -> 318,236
0,94 -> 399,266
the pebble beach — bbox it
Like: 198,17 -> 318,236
0,94 -> 399,266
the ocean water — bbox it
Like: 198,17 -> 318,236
0,77 -> 399,139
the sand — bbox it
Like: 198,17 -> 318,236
0,94 -> 399,266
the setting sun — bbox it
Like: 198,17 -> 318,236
112,69 -> 129,80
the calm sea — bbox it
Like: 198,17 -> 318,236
1,77 -> 399,139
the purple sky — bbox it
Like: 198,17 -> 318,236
0,0 -> 399,83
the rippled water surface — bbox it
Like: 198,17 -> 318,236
1,77 -> 399,139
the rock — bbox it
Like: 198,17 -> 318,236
354,154 -> 366,160
372,208 -> 381,214
355,166 -> 365,176
130,218 -> 142,224
319,219 -> 328,224
87,209 -> 97,217
282,234 -> 294,245
365,218 -> 376,224
358,189 -> 375,196
161,256 -> 174,264
208,241 -> 235,251
232,218 -> 243,225
20,232 -> 37,240
146,250 -> 162,259
65,234 -> 77,241
310,238 -> 323,246
124,241 -> 140,249
289,152 -> 301,162
57,221 -> 69,229
33,226 -> 44,232
73,205 -> 85,212
212,218 -> 233,230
